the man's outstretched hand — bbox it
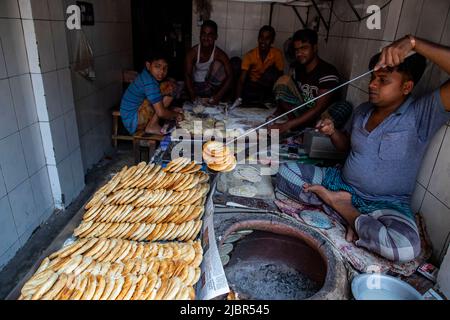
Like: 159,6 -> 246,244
172,107 -> 184,122
315,118 -> 335,136
268,122 -> 289,135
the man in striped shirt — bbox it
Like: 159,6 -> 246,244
120,52 -> 183,135
271,29 -> 350,134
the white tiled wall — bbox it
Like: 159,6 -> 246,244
0,4 -> 50,270
0,19 -> 30,77
20,0 -> 85,209
64,0 -> 133,174
0,196 -> 21,270
30,166 -> 54,220
0,0 -> 21,18
192,0 -> 305,59
34,20 -> 57,73
0,133 -> 29,193
9,180 -> 38,242
0,79 -> 19,140
0,0 -> 84,270
9,75 -> 38,130
20,122 -> 47,177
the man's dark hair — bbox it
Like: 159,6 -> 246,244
292,28 -> 318,45
201,20 -> 218,34
369,52 -> 427,84
259,25 -> 276,41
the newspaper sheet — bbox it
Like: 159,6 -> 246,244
196,180 -> 230,300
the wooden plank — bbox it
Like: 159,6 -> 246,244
112,135 -> 133,141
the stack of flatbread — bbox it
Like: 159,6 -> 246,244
19,159 -> 210,300
75,160 -> 209,242
202,141 -> 236,172
85,161 -> 208,209
19,239 -> 202,300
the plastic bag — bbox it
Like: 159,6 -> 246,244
73,31 -> 95,81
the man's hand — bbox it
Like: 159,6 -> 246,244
266,115 -> 276,122
175,113 -> 184,123
160,80 -> 176,96
172,107 -> 183,113
208,96 -> 220,106
230,97 -> 242,110
315,118 -> 335,136
172,108 -> 184,122
376,35 -> 415,70
268,123 -> 290,135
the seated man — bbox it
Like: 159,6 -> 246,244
120,52 -> 184,135
269,29 -> 352,134
235,25 -> 285,105
185,20 -> 233,105
276,35 -> 450,263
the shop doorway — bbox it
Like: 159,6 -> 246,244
131,0 -> 193,80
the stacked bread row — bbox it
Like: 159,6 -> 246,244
19,239 -> 202,300
19,159 -> 209,300
84,161 -> 208,210
74,160 -> 209,242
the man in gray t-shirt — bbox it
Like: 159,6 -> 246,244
276,36 -> 450,262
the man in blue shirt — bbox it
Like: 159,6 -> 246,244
120,52 -> 183,135
276,36 -> 450,262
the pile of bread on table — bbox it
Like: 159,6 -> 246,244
19,158 -> 209,300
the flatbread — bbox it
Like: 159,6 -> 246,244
233,166 -> 262,183
228,185 -> 258,198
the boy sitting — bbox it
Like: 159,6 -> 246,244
120,52 -> 183,135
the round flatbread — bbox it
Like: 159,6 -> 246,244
233,166 -> 262,183
219,243 -> 233,256
228,185 -> 257,198
207,154 -> 235,172
221,156 -> 237,172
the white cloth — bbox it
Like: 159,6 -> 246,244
193,45 -> 215,83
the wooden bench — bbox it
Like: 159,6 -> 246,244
112,109 -> 134,148
112,70 -> 138,148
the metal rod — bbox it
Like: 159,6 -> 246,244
226,68 -> 375,146
292,6 -> 307,29
347,0 -> 362,21
307,6 -> 310,26
171,138 -> 209,143
269,2 -> 275,26
311,0 -> 330,30
225,51 -> 417,146
326,0 -> 334,42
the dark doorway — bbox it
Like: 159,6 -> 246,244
131,0 -> 193,80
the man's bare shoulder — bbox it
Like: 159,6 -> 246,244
215,47 -> 230,61
186,45 -> 198,59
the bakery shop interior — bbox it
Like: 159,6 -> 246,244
1,0 -> 450,301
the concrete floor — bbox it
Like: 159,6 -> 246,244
0,146 -> 135,299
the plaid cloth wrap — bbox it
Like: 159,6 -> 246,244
194,60 -> 227,97
273,75 -> 353,127
276,163 -> 421,262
